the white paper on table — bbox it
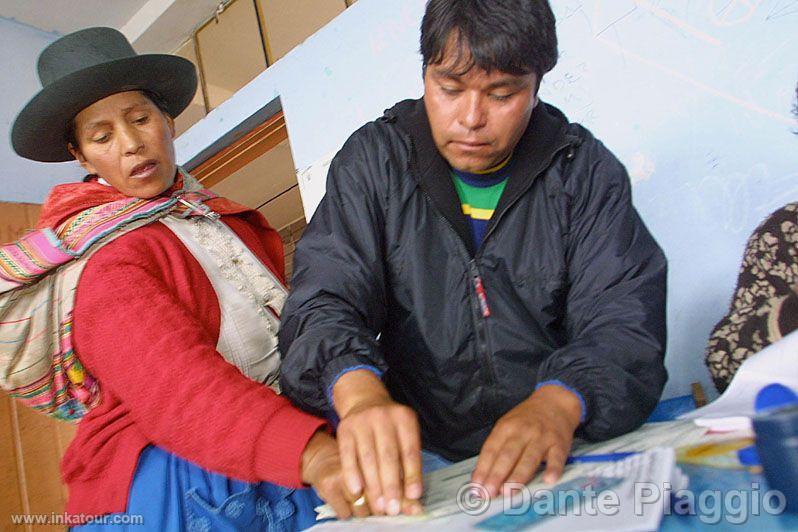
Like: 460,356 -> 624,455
483,447 -> 688,532
311,420 -> 707,528
680,329 -> 798,431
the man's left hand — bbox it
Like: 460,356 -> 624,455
471,384 -> 583,498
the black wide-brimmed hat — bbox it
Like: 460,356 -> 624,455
11,27 -> 197,162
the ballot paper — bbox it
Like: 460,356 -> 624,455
680,329 -> 798,432
419,421 -> 705,519
312,420 -> 706,527
475,447 -> 687,532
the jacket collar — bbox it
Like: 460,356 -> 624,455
386,97 -> 572,257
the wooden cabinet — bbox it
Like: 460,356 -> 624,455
258,0 -> 347,62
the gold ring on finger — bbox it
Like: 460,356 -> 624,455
352,495 -> 367,508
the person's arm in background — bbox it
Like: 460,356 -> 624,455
278,124 -> 423,517
473,134 -> 668,496
706,203 -> 798,393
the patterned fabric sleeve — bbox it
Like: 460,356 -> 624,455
706,203 -> 798,392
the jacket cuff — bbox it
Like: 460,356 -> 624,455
535,379 -> 588,424
321,356 -> 384,412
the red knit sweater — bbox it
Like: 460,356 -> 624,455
63,213 -> 326,516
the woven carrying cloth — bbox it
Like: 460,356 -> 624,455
0,171 -> 225,421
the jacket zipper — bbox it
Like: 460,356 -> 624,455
468,260 -> 497,386
417,191 -> 499,387
401,120 -> 577,412
473,272 -> 491,318
407,134 -> 499,386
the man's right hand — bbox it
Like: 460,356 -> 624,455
333,369 -> 424,516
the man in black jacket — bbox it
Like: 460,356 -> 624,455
279,0 -> 667,518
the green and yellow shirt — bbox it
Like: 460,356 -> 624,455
451,156 -> 512,249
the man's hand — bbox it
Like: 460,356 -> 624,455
333,370 -> 424,516
300,430 -> 371,519
471,384 -> 583,498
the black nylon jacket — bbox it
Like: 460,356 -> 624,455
279,98 -> 668,461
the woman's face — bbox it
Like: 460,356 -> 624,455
69,91 -> 177,198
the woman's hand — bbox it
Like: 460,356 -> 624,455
301,430 -> 372,520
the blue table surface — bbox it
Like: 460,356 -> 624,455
649,394 -> 798,530
660,464 -> 798,530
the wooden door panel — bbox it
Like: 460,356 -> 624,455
1,201 -> 72,530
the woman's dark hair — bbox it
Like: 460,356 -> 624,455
65,89 -> 171,149
420,0 -> 558,78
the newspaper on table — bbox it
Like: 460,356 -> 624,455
312,420 -> 706,530
475,447 -> 687,531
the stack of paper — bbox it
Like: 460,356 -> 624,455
680,329 -> 798,432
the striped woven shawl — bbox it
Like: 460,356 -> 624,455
0,171 -> 227,420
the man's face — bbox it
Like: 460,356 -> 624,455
423,43 -> 539,173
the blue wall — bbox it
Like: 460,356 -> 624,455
541,2 -> 797,397
0,17 -> 83,203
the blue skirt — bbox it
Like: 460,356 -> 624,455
72,445 -> 325,532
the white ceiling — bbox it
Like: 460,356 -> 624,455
0,0 -> 147,36
0,0 -> 221,53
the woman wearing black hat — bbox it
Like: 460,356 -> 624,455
2,27 -> 369,529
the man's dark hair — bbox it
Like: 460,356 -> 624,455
420,0 -> 558,78
66,89 -> 171,149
